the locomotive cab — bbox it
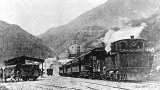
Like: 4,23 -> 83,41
107,37 -> 154,81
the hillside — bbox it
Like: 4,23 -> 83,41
138,13 -> 160,68
39,0 -> 160,57
0,21 -> 53,67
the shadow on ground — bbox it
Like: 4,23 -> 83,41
0,77 -> 46,83
0,86 -> 9,90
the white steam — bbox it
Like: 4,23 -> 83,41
101,23 -> 147,52
101,29 -> 116,52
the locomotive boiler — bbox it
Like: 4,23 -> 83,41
59,37 -> 154,81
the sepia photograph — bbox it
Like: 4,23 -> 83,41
0,0 -> 160,90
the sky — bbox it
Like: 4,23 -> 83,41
0,0 -> 108,36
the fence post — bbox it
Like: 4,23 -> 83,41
2,67 -> 6,83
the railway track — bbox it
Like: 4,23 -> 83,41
1,76 -> 160,90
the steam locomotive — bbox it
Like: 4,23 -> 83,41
59,36 -> 154,81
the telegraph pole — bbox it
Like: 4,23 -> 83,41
76,31 -> 81,72
77,45 -> 81,72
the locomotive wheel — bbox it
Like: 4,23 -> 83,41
120,74 -> 124,80
101,74 -> 107,80
14,76 -> 20,82
115,74 -> 120,81
101,71 -> 110,80
33,77 -> 38,81
119,74 -> 127,81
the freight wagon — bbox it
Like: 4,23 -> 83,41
1,56 -> 44,82
1,64 -> 41,82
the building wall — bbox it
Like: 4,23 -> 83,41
68,44 -> 84,54
39,57 -> 59,76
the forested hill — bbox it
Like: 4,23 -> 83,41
0,21 -> 53,67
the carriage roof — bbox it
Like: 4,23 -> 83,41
112,38 -> 148,44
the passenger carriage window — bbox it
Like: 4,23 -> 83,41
86,57 -> 90,64
131,40 -> 137,49
111,43 -> 116,50
72,62 -> 75,67
117,43 -> 120,49
115,43 -> 117,50
110,44 -> 114,49
120,42 -> 126,49
114,43 -> 116,50
92,56 -> 97,61
137,42 -> 143,49
75,60 -> 79,66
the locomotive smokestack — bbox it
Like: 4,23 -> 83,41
131,36 -> 134,39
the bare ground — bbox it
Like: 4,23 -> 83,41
1,76 -> 160,90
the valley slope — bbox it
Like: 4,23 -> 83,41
0,21 -> 53,67
39,0 -> 160,59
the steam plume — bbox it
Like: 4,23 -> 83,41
102,23 -> 147,52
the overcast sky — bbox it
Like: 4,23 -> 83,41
0,0 -> 107,36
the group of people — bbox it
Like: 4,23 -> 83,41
0,66 -> 22,82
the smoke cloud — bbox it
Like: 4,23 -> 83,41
101,23 -> 147,52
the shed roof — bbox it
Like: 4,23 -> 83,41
4,56 -> 44,66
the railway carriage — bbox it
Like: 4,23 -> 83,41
59,47 -> 107,79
